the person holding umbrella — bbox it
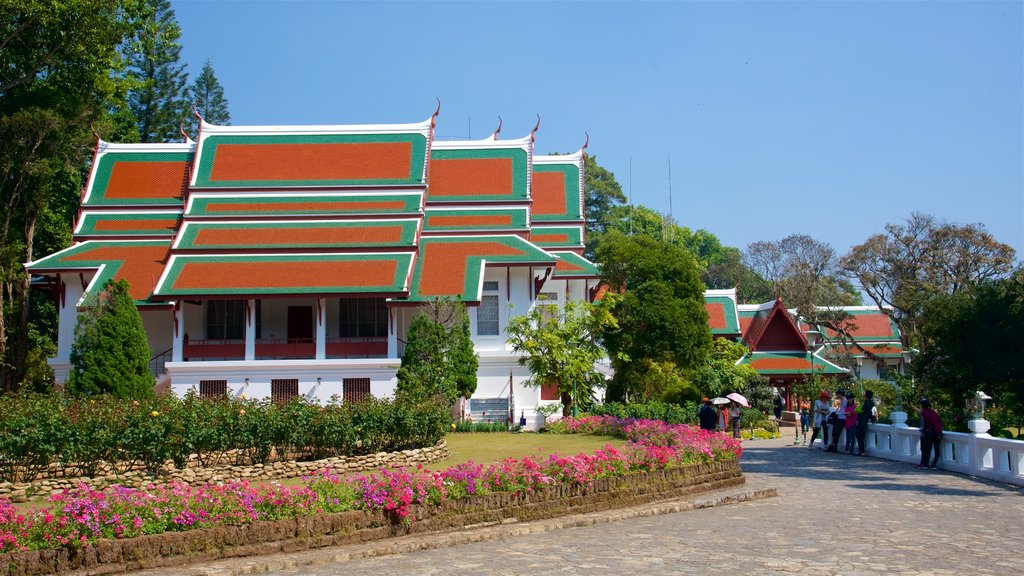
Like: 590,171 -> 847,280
726,393 -> 749,439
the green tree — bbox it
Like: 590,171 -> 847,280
596,230 -> 712,402
690,338 -> 761,399
1,0 -> 141,391
842,213 -> 1016,350
125,0 -> 189,143
184,59 -> 230,136
507,296 -> 619,417
395,299 -> 477,406
916,270 -> 1024,427
67,279 -> 154,398
583,155 -> 627,242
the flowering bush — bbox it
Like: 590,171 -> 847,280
0,417 -> 741,554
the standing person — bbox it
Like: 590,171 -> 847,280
827,390 -> 848,452
843,394 -> 858,454
774,394 -> 783,420
729,401 -> 742,439
699,398 -> 718,431
810,391 -> 830,449
855,390 -> 876,456
919,398 -> 944,469
800,408 -> 809,443
718,403 -> 730,433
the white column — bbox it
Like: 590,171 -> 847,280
316,298 -> 326,360
172,304 -> 184,362
245,299 -> 256,361
56,278 -> 84,363
387,307 -> 398,358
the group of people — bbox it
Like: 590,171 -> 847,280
806,389 -> 945,469
698,398 -> 743,439
807,388 -> 877,455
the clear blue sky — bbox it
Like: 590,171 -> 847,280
173,0 -> 1024,258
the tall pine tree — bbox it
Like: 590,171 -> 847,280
125,0 -> 189,143
184,60 -> 230,136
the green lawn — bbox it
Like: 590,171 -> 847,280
428,432 -> 626,470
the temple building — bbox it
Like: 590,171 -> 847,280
26,110 -> 599,425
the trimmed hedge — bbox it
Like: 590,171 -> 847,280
0,392 -> 450,482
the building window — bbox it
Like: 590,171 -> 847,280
538,291 -> 559,322
339,298 -> 387,338
207,300 -> 245,339
877,361 -> 890,381
343,378 -> 371,403
199,380 -> 227,398
478,281 -> 500,336
271,379 -> 299,405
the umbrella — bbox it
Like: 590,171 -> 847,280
727,392 -> 750,408
711,397 -> 730,405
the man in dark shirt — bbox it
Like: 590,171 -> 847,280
699,398 -> 718,431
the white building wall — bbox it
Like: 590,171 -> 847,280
140,309 -> 172,357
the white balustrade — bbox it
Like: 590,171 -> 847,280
864,422 -> 1024,487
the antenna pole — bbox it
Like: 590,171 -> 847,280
629,155 -> 633,235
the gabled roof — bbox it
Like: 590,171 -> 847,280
74,210 -> 181,239
737,351 -> 849,375
532,150 -> 585,222
422,206 -> 529,233
816,306 -> 901,342
172,219 -> 420,251
402,235 -> 555,302
825,341 -> 906,359
528,225 -> 584,250
427,135 -> 532,203
741,298 -> 808,351
184,191 -> 424,218
190,118 -> 433,188
550,251 -> 600,279
153,252 -> 415,298
25,240 -> 172,305
704,288 -> 741,336
82,142 -> 192,207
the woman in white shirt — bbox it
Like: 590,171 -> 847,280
809,391 -> 831,449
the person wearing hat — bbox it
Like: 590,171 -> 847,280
809,390 -> 831,449
827,389 -> 848,452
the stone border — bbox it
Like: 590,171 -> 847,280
1,460 -> 742,576
0,442 -> 449,503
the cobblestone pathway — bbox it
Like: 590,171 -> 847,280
149,436 -> 1024,576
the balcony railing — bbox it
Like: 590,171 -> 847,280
181,337 -> 387,361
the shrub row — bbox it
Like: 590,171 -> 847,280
586,401 -> 701,425
0,392 -> 450,482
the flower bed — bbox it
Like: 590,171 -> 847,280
1,418 -> 743,574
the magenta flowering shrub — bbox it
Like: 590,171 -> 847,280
0,416 -> 742,554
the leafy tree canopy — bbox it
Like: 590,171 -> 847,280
68,279 -> 154,398
184,59 -> 230,137
507,295 -> 619,417
595,230 -> 712,401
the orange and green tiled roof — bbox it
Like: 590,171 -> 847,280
528,226 -> 584,249
427,148 -> 529,202
550,251 -> 600,279
192,133 -> 429,188
83,150 -> 190,206
705,295 -> 741,335
825,342 -> 906,359
154,252 -> 414,298
74,211 -> 181,238
185,192 -> 423,217
821,308 -> 901,341
26,240 -> 172,305
737,351 -> 848,375
173,220 -> 419,251
422,207 -> 529,232
402,235 -> 555,302
531,157 -> 583,222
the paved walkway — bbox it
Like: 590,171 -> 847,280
144,436 -> 1024,576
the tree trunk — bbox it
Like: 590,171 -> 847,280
14,212 -> 37,386
561,390 -> 573,418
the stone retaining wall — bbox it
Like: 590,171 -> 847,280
0,442 -> 449,503
0,460 -> 743,576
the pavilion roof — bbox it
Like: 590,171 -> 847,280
550,251 -> 600,279
815,306 -> 901,342
737,351 -> 849,375
153,252 -> 415,298
532,150 -> 585,223
704,288 -> 741,336
25,240 -> 172,305
82,142 -> 192,207
528,225 -> 585,250
184,191 -> 424,218
172,219 -> 420,251
190,118 -> 433,189
824,341 -> 906,359
74,210 -> 181,239
427,135 -> 533,203
422,206 -> 529,233
402,235 -> 555,302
